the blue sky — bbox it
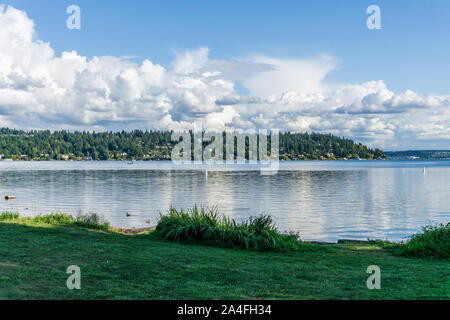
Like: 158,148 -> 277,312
5,0 -> 450,94
0,1 -> 449,150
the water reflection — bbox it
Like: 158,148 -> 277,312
0,161 -> 449,242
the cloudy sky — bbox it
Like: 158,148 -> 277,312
0,1 -> 449,150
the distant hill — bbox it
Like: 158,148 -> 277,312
384,150 -> 450,159
0,128 -> 385,161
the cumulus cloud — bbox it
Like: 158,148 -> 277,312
0,5 -> 449,149
241,55 -> 337,97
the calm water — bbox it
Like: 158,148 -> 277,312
0,160 -> 449,242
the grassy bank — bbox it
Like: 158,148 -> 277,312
0,213 -> 448,300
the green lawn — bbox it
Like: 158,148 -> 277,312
0,219 -> 448,300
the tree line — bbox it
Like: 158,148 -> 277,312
0,128 -> 385,161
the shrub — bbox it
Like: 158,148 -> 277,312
394,223 -> 449,259
0,211 -> 20,221
1,211 -> 110,230
75,212 -> 110,230
155,206 -> 301,251
33,213 -> 74,225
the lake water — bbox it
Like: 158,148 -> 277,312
0,160 -> 449,242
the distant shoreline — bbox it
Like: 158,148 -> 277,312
2,158 -> 450,162
0,158 -> 389,162
385,150 -> 450,160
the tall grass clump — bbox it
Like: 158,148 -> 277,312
0,211 -> 20,221
156,206 -> 301,251
394,223 -> 449,259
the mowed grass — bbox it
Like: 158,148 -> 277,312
0,218 -> 449,300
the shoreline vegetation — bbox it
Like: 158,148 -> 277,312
0,128 -> 385,161
0,209 -> 448,299
1,209 -> 448,254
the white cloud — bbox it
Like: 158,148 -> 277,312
172,47 -> 209,74
0,5 -> 449,149
241,55 -> 337,97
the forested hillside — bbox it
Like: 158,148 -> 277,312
0,128 -> 385,161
